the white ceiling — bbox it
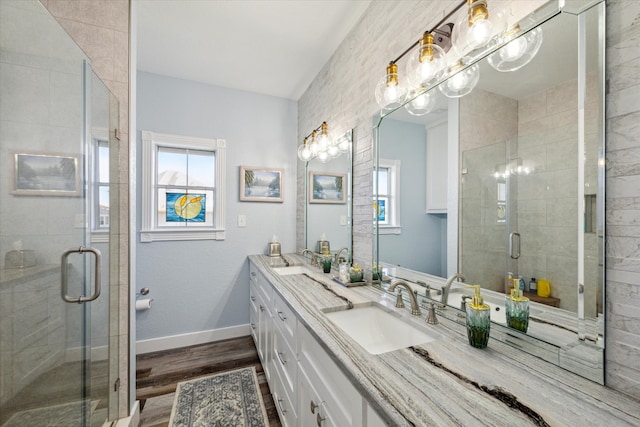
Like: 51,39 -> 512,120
136,0 -> 371,101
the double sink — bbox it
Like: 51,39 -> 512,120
272,264 -> 440,355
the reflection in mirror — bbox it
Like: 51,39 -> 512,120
305,130 -> 352,261
374,2 -> 605,383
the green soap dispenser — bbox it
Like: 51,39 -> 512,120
465,285 -> 491,349
506,285 -> 530,333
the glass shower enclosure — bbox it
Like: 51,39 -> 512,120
0,1 -> 120,425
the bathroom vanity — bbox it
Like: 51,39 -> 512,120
248,254 -> 639,426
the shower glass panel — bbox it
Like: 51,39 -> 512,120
0,1 -> 119,425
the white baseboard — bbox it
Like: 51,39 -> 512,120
136,324 -> 250,354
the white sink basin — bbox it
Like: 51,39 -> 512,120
322,303 -> 439,354
272,265 -> 312,276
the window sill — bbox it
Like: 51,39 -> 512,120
378,226 -> 401,235
140,229 -> 226,242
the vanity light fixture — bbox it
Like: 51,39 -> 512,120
298,121 -> 344,162
487,22 -> 543,72
374,0 -> 523,109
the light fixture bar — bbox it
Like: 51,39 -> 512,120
390,0 -> 467,65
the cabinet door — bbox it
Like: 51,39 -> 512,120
257,296 -> 272,381
299,366 -> 340,427
298,326 -> 363,427
249,283 -> 259,344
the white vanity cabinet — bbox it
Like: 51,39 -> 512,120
248,260 -> 388,427
249,262 -> 273,382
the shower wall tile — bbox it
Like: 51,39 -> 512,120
56,18 -> 114,81
0,63 -> 50,124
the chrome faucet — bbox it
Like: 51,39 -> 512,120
301,248 -> 318,268
388,280 -> 421,315
441,273 -> 466,305
334,247 -> 349,264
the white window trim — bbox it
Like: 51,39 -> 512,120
91,127 -> 109,243
140,130 -> 226,242
378,158 -> 401,235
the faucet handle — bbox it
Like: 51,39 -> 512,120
426,302 -> 446,325
395,289 -> 405,308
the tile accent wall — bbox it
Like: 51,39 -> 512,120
298,0 -> 640,398
604,0 -> 640,399
41,0 -> 131,416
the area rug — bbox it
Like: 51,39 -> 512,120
168,366 -> 269,427
2,400 -> 98,427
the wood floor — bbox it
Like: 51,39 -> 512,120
136,336 -> 281,427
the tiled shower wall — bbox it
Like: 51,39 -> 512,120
298,0 -> 640,397
41,0 -> 131,416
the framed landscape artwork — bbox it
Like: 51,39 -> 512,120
240,166 -> 284,202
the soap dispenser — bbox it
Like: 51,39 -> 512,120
506,285 -> 530,333
465,285 -> 491,349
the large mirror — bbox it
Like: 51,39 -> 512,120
374,1 -> 605,383
304,130 -> 353,261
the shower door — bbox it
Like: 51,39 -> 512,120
0,1 -> 117,425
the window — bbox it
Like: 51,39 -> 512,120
93,139 -> 110,229
373,159 -> 401,234
141,131 -> 226,242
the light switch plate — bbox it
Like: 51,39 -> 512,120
238,214 -> 247,227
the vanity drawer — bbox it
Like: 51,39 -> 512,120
249,261 -> 260,286
272,325 -> 297,400
272,291 -> 296,347
272,370 -> 297,427
257,274 -> 272,306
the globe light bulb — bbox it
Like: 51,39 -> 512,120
452,0 -> 507,57
500,36 -> 527,61
297,143 -> 313,161
327,144 -> 340,158
317,150 -> 330,163
375,62 -> 407,111
406,33 -> 446,88
439,63 -> 480,98
405,89 -> 436,116
468,18 -> 493,48
337,135 -> 350,153
488,24 -> 543,72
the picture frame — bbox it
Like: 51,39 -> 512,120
240,166 -> 284,202
309,171 -> 346,204
11,151 -> 81,196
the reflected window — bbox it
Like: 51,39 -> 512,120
373,159 -> 401,234
92,139 -> 109,233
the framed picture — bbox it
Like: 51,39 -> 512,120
309,171 -> 346,204
11,151 -> 81,196
240,166 -> 284,202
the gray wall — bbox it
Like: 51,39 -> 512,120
136,71 -> 297,341
378,118 -> 444,276
298,0 -> 640,398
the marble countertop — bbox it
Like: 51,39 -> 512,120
250,254 -> 640,427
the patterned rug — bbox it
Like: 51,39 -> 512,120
169,366 -> 269,427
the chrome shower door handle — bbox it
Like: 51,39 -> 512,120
509,232 -> 521,259
61,246 -> 102,303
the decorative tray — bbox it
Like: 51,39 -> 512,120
332,278 -> 367,288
